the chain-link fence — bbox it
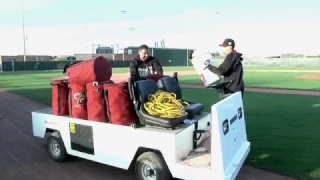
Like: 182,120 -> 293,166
0,60 -> 133,72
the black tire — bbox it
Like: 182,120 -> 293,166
135,152 -> 171,180
47,134 -> 68,162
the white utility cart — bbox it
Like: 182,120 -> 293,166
32,87 -> 250,180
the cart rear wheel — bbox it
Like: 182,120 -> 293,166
47,134 -> 68,162
135,152 -> 171,180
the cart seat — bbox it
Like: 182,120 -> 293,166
157,77 -> 204,118
207,79 -> 233,99
146,74 -> 170,83
128,78 -> 187,129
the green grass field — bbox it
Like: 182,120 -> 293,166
179,71 -> 320,90
0,66 -> 320,180
2,66 -> 319,90
183,89 -> 320,180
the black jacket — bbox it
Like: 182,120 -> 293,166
130,55 -> 163,80
208,51 -> 244,93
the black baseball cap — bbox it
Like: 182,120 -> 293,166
219,38 -> 235,48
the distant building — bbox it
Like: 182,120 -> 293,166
96,46 -> 114,54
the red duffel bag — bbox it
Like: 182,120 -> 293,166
52,79 -> 69,116
103,82 -> 139,126
68,84 -> 87,120
66,56 -> 112,86
86,80 -> 113,122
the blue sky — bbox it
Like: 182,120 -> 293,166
2,0 -> 319,27
0,0 -> 319,56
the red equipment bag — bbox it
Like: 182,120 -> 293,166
51,79 -> 69,116
68,84 -> 87,120
86,81 -> 113,122
67,56 -> 112,86
103,82 -> 139,126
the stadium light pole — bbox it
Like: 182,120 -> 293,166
21,0 -> 27,62
120,10 -> 127,61
84,26 -> 89,53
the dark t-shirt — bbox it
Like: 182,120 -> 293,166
129,56 -> 163,80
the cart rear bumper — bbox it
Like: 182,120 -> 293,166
224,141 -> 250,180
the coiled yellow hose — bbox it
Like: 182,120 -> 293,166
144,90 -> 190,118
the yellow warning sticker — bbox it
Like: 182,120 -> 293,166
69,123 -> 76,134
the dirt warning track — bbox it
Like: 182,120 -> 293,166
0,90 -> 136,180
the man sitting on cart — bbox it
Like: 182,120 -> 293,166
129,44 -> 163,81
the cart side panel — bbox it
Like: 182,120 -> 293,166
174,113 -> 211,163
32,109 -> 178,170
58,120 -> 138,170
32,108 -> 67,138
31,112 -> 131,169
66,121 -> 176,170
210,92 -> 250,180
32,111 -> 47,138
92,123 -> 142,169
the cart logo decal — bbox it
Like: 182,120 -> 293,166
230,114 -> 237,125
230,107 -> 243,125
222,119 -> 229,135
69,123 -> 76,134
238,107 -> 242,119
73,92 -> 87,106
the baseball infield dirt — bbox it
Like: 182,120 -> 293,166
295,74 -> 320,80
90,70 -> 319,96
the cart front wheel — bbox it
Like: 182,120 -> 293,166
47,134 -> 68,162
135,152 -> 171,180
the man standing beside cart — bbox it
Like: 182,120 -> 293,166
206,38 -> 245,97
